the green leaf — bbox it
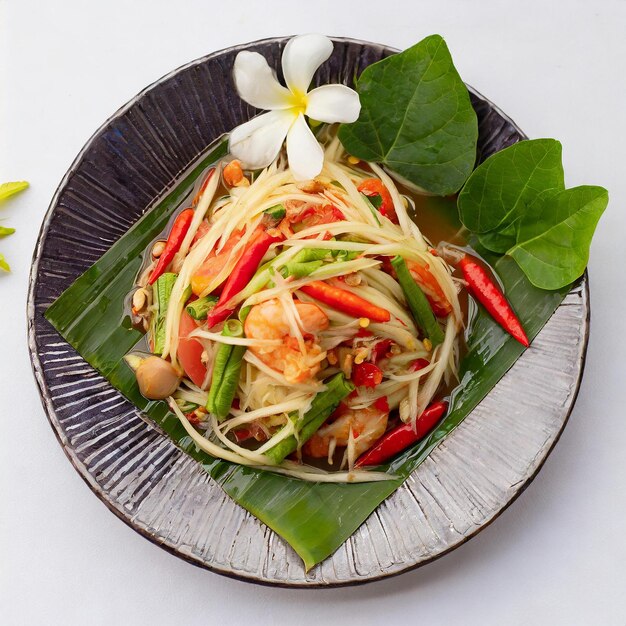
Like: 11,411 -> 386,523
44,140 -> 568,570
0,181 -> 29,201
457,139 -> 607,289
509,186 -> 608,289
458,139 -> 565,234
338,35 -> 478,196
0,254 -> 10,272
0,226 -> 16,237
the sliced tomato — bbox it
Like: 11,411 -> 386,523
178,309 -> 207,388
410,358 -> 430,372
357,178 -> 398,224
351,362 -> 384,388
373,396 -> 390,412
190,229 -> 243,296
370,339 -> 393,364
300,204 -> 345,228
191,220 -> 211,246
290,204 -> 345,239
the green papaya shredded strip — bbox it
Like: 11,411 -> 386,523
206,319 -> 246,420
391,256 -> 444,347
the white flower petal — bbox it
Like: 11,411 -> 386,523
229,110 -> 296,169
305,84 -> 361,123
282,34 -> 333,96
233,51 -> 293,110
286,114 -> 324,181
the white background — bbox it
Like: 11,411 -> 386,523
2,1 -> 625,624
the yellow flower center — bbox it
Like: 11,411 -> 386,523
289,91 -> 308,116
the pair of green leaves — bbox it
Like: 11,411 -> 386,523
338,34 -> 607,291
0,181 -> 29,272
457,139 -> 608,289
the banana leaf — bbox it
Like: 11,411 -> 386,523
44,141 -> 569,570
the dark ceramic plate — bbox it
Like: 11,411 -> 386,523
28,37 -> 589,587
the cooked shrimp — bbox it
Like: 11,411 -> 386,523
244,299 -> 329,383
303,404 -> 389,459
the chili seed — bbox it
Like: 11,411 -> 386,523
347,155 -> 360,165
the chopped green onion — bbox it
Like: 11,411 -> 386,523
0,226 -> 15,237
0,254 -> 10,272
238,305 -> 252,323
391,256 -> 444,346
186,295 -> 219,320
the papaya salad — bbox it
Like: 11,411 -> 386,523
126,131 -> 476,482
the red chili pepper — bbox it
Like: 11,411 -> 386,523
355,401 -> 448,467
373,396 -> 390,412
370,339 -> 393,364
205,227 -> 283,328
148,208 -> 195,284
459,255 -> 529,347
192,168 -> 217,206
410,358 -> 430,372
299,281 -> 391,322
352,362 -> 383,388
233,428 -> 251,442
357,178 -> 398,224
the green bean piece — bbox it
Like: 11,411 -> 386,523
186,295 -> 219,320
391,255 -> 444,347
151,272 -> 177,355
206,320 -> 246,420
265,373 -> 355,464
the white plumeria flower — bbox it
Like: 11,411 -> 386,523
229,34 -> 361,180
